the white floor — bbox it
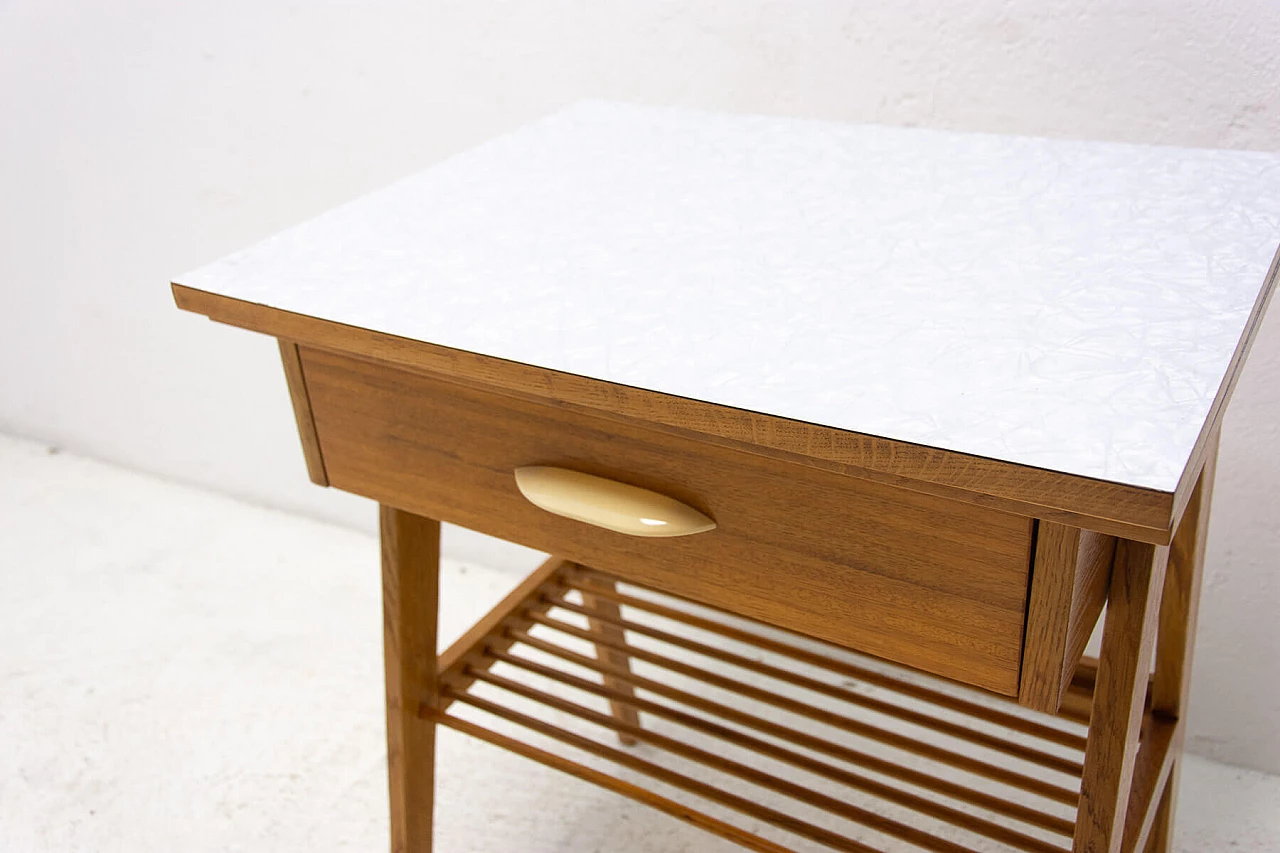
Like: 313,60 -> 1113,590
2,432 -> 1278,853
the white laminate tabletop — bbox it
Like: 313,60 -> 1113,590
177,101 -> 1280,492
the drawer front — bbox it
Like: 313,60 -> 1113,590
301,347 -> 1035,695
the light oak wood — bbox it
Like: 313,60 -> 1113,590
300,345 -> 1035,694
276,339 -> 328,486
428,710 -> 796,853
1020,522 -> 1081,710
505,628 -> 1077,837
545,591 -> 1081,775
429,564 -> 1092,852
1121,718 -> 1181,853
1059,655 -> 1161,728
1073,657 -> 1100,688
571,565 -> 1085,751
483,649 -> 1065,853
435,554 -> 568,710
380,506 -> 440,853
444,688 -> 884,853
1152,438 -> 1217,717
174,283 -> 1182,544
1146,432 -> 1218,852
1065,533 -> 1116,692
578,573 -> 641,745
1074,540 -> 1169,853
1143,783 -> 1175,853
1058,687 -> 1094,726
467,665 -> 982,853
525,610 -> 1079,804
1020,524 -> 1116,713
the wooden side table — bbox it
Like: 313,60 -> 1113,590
173,102 -> 1280,853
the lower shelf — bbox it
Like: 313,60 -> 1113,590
430,559 -> 1176,853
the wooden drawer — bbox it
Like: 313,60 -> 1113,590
300,346 -> 1036,695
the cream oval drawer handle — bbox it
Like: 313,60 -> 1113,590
513,466 -> 716,538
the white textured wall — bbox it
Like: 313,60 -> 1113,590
2,1 -> 1278,772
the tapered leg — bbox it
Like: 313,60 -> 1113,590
1146,436 -> 1218,852
579,572 -> 641,746
1074,538 -> 1170,853
381,506 -> 441,853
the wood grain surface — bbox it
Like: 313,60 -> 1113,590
1146,432 -> 1219,852
276,339 -> 329,486
435,564 -> 1090,852
1064,531 -> 1116,691
579,573 -> 642,745
1074,539 -> 1169,853
435,554 -> 568,711
1021,523 -> 1117,712
379,507 -> 440,853
304,346 -> 1035,695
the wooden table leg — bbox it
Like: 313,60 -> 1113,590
580,571 -> 642,746
1146,435 -> 1218,852
1074,537 -> 1170,853
381,506 -> 441,853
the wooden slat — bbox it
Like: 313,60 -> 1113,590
428,710 -> 797,853
276,339 -> 329,486
467,667 -> 980,853
528,611 -> 1081,805
444,689 -> 882,853
546,593 -> 1084,776
173,282 -> 1178,543
507,628 -> 1077,837
486,648 -> 1069,853
1058,686 -> 1094,726
436,555 -> 568,709
1073,657 -> 1099,690
1061,655 -> 1161,729
571,566 -> 1086,750
1074,540 -> 1169,853
379,506 -> 440,853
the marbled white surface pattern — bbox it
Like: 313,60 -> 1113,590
177,101 -> 1280,491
